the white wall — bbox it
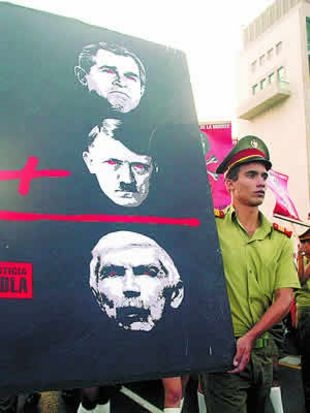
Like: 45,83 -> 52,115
235,2 -> 310,223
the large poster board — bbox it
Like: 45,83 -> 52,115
0,2 -> 234,395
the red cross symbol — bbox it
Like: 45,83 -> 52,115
0,156 -> 71,195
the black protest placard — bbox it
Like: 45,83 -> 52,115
0,2 -> 234,395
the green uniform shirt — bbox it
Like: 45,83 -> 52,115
216,206 -> 300,337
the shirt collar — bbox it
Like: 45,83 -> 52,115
225,205 -> 273,239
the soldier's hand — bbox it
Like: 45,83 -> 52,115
298,243 -> 309,259
227,335 -> 254,374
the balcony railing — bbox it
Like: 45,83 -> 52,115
237,80 -> 291,120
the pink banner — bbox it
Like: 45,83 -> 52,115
200,126 -> 300,220
200,122 -> 233,209
267,169 -> 300,221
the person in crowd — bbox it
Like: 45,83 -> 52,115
83,118 -> 155,208
74,41 -> 146,114
200,135 -> 300,413
0,392 -> 41,413
0,395 -> 17,413
77,385 -> 120,413
295,227 -> 310,412
268,322 -> 285,413
162,376 -> 189,413
89,230 -> 184,332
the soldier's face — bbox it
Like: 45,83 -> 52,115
227,162 -> 268,207
92,245 -> 172,331
83,135 -> 153,207
85,50 -> 144,113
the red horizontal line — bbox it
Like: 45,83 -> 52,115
0,211 -> 200,227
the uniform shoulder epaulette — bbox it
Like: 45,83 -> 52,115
273,223 -> 292,238
214,209 -> 225,218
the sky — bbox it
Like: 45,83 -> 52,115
4,0 -> 274,122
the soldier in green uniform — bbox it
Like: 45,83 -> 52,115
296,227 -> 310,412
201,135 -> 300,413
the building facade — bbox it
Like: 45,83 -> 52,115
236,0 -> 310,225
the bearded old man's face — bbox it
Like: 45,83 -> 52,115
89,231 -> 184,332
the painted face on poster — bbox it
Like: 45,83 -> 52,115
89,231 -> 184,332
74,42 -> 146,113
83,119 -> 154,207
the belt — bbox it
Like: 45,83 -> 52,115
253,336 -> 269,349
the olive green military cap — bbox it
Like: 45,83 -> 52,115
216,135 -> 272,174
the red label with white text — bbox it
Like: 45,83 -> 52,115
0,262 -> 33,299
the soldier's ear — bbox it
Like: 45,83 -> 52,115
170,281 -> 184,309
225,177 -> 234,192
74,66 -> 88,86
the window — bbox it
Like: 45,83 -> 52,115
260,78 -> 267,90
259,54 -> 266,66
251,60 -> 257,72
267,48 -> 274,60
307,18 -> 310,75
277,66 -> 285,81
276,41 -> 283,54
252,84 -> 258,95
268,72 -> 275,83
259,78 -> 267,90
307,17 -> 310,53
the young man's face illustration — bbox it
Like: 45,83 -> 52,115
84,49 -> 144,113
